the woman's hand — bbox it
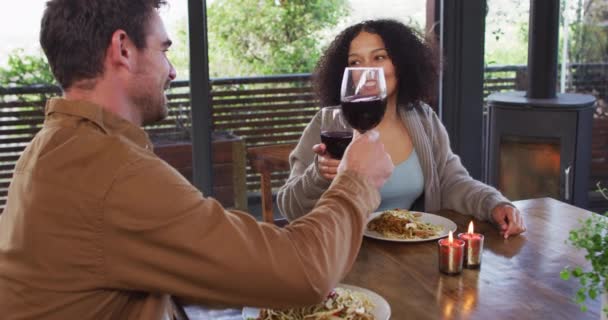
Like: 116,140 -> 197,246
313,143 -> 341,180
491,204 -> 526,239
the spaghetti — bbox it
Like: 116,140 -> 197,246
367,209 -> 443,240
256,287 -> 375,320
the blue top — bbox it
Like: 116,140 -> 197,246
377,149 -> 424,212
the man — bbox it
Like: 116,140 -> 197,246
0,0 -> 394,319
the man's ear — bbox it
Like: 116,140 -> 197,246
106,29 -> 135,71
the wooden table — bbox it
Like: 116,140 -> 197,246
183,198 -> 602,320
342,197 -> 601,319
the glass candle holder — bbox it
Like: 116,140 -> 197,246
438,231 -> 465,275
458,221 -> 485,268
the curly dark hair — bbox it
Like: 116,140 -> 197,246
314,19 -> 439,109
40,0 -> 167,89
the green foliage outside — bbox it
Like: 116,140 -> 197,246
165,19 -> 191,80
1,1 -> 606,82
0,49 -> 56,104
0,0 -> 349,81
564,0 -> 608,64
206,0 -> 349,77
485,0 -> 529,66
0,49 -> 55,87
485,0 -> 608,67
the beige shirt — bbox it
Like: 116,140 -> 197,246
0,98 -> 380,320
277,104 -> 511,222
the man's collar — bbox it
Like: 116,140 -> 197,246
45,98 -> 152,149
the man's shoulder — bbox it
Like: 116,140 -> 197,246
17,124 -> 165,196
43,123 -> 145,164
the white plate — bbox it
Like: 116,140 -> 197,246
364,210 -> 457,242
242,284 -> 390,320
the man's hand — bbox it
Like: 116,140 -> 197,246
491,205 -> 526,239
337,130 -> 393,189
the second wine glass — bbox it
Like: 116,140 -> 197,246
320,106 -> 353,160
340,67 -> 388,133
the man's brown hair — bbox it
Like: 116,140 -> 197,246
40,0 -> 167,89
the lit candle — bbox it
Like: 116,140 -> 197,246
437,230 -> 465,275
458,221 -> 485,268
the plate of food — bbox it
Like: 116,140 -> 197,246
364,208 -> 457,242
242,283 -> 390,320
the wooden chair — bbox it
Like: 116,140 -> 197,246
246,143 -> 296,225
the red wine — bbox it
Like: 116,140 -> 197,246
341,96 -> 387,132
320,131 -> 353,159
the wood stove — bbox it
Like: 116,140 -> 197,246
485,0 -> 596,208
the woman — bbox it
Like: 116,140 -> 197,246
276,19 -> 525,238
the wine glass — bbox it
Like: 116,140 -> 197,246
320,106 -> 353,159
340,67 -> 388,133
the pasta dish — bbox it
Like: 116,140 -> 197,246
255,287 -> 375,320
367,209 -> 443,240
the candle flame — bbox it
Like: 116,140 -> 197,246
448,230 -> 453,243
468,221 -> 474,234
